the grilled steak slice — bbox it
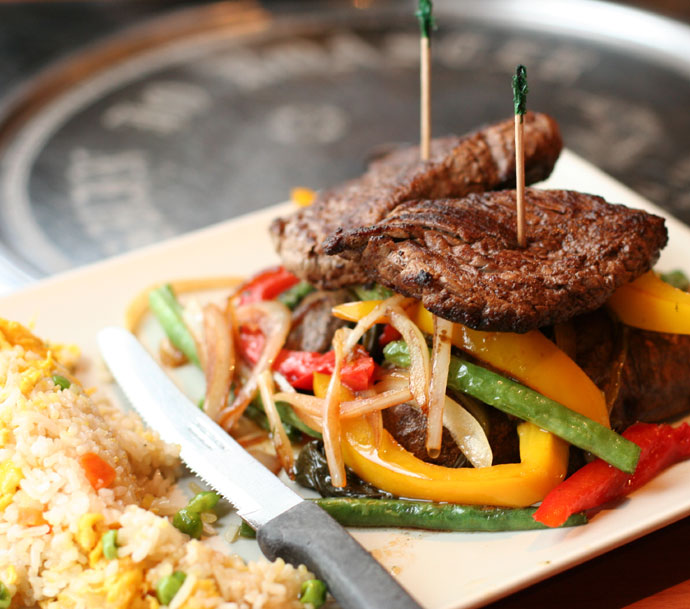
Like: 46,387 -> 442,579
573,309 -> 690,431
285,289 -> 351,353
325,189 -> 667,332
270,112 -> 562,289
381,402 -> 519,467
382,404 -> 466,467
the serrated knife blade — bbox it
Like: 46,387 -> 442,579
98,326 -> 423,609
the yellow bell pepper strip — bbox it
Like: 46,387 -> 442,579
312,373 -> 569,507
607,270 -> 690,334
332,301 -> 610,427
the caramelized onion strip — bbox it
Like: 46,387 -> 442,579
218,300 -> 291,431
426,315 -> 453,458
387,306 -> 430,410
201,303 -> 235,422
257,370 -> 295,477
322,329 -> 349,487
274,388 -> 413,423
343,294 -> 409,353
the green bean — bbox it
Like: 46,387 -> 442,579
352,283 -> 394,301
299,579 -> 328,608
148,285 -> 200,367
186,491 -> 219,514
156,571 -> 186,606
277,281 -> 315,310
0,582 -> 11,609
239,520 -> 256,538
661,269 -> 690,291
102,529 -> 118,560
249,396 -> 321,440
239,498 -> 585,536
172,508 -> 202,539
314,497 -> 586,531
383,341 -> 641,473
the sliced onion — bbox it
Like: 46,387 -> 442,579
387,306 -> 430,409
247,447 -> 281,475
322,328 -> 349,488
273,387 -> 412,423
201,303 -> 235,422
442,395 -> 493,468
218,301 -> 291,431
343,294 -> 409,353
257,370 -> 295,477
274,392 -> 322,418
365,411 -> 384,450
159,337 -> 188,368
426,315 -> 453,458
181,299 -> 205,366
340,389 -> 412,418
272,371 -> 296,394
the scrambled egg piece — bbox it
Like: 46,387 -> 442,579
104,566 -> 144,609
0,460 -> 23,510
0,319 -> 47,357
178,578 -> 221,609
76,513 -> 105,553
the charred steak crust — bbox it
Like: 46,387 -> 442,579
324,189 -> 667,333
270,112 -> 562,289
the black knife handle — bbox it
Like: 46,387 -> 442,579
257,501 -> 424,609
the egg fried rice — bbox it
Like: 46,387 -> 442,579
0,319 -> 312,609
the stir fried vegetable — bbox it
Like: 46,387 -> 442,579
313,373 -> 569,506
141,261 -> 690,531
278,280 -> 316,310
660,269 -> 690,291
149,284 -> 200,366
333,300 -> 610,427
608,270 -> 690,334
295,441 -> 394,499
534,422 -> 690,527
313,498 -> 586,531
237,266 -> 300,305
384,341 -> 640,473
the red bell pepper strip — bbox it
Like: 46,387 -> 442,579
237,266 -> 300,305
238,329 -> 375,392
533,422 -> 690,527
273,348 -> 375,392
378,324 -> 401,347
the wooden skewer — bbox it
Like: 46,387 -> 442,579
512,64 -> 529,248
514,114 -> 526,247
420,35 -> 431,161
416,0 -> 434,161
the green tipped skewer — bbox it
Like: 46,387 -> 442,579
512,64 -> 529,248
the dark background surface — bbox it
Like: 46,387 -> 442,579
1,0 -> 690,278
2,1 -> 689,97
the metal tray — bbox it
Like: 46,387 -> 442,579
0,0 -> 689,284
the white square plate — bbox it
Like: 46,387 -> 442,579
2,150 -> 689,609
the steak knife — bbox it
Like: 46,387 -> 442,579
98,327 -> 423,609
